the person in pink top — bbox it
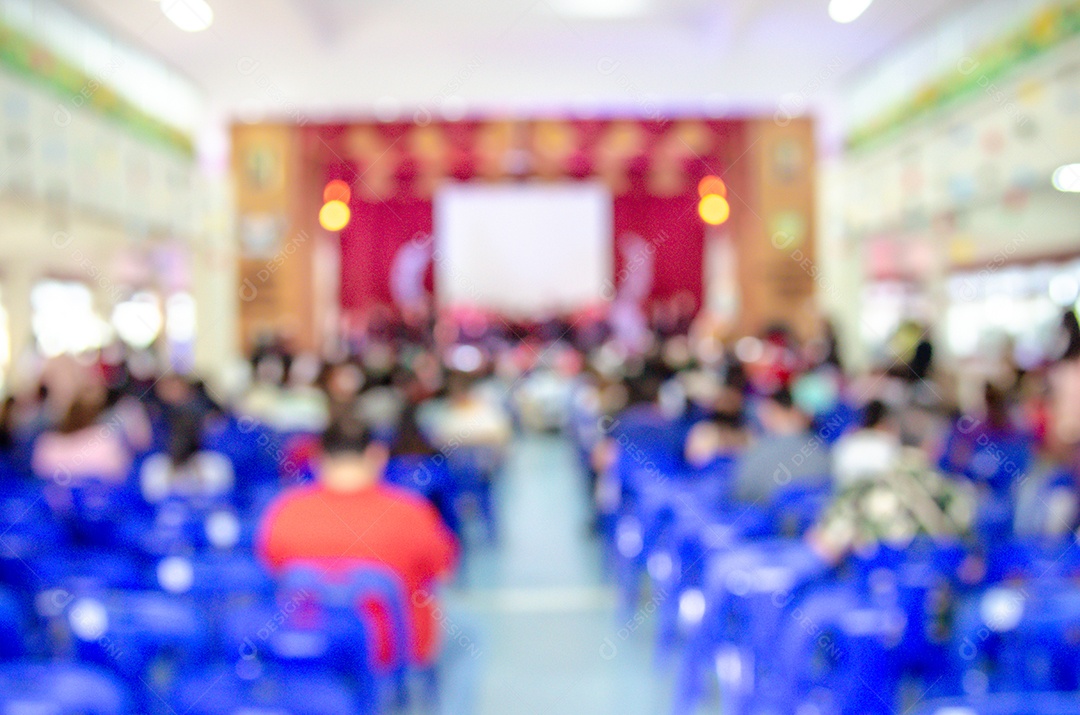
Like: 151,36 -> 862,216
32,384 -> 131,484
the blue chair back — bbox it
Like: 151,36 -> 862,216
0,660 -> 133,715
173,662 -> 368,715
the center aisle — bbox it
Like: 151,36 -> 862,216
436,433 -> 672,715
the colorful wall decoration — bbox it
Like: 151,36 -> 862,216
847,1 -> 1080,151
0,19 -> 193,155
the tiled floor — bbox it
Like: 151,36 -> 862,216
435,434 -> 675,715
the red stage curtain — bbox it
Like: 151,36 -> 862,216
340,198 -> 432,311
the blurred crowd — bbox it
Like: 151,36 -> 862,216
0,303 -> 1079,711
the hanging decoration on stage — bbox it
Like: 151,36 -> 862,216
309,117 -> 735,199
609,232 -> 655,352
389,236 -> 433,315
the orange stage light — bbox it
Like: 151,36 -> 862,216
698,194 -> 730,225
323,179 -> 351,204
697,175 -> 726,198
319,200 -> 351,231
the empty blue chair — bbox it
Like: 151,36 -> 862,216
649,506 -> 771,663
63,589 -> 210,703
768,584 -> 907,715
30,548 -> 146,593
173,661 -> 369,715
673,539 -> 831,715
765,482 -> 832,537
0,585 -> 27,661
950,579 -> 1080,695
445,445 -> 503,541
385,454 -> 461,534
0,660 -> 133,714
910,692 -> 1080,715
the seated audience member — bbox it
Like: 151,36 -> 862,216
32,383 -> 131,484
591,360 -> 683,506
274,354 -> 330,433
139,413 -> 233,503
319,360 -> 365,425
831,400 -> 901,487
735,388 -> 830,503
938,383 -> 1032,497
257,422 -> 457,665
385,401 -> 459,534
684,399 -> 748,469
357,369 -> 407,442
0,398 -> 21,480
809,447 -> 975,564
1049,308 -> 1080,468
424,371 -> 511,450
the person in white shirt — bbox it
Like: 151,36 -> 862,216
831,399 -> 901,488
140,414 -> 233,503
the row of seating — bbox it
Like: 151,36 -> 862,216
0,411 -> 504,714
575,396 -> 1080,715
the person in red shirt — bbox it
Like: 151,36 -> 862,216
257,420 -> 458,665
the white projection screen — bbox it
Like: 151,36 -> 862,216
433,182 -> 613,317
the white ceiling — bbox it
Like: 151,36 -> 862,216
60,0 -> 979,125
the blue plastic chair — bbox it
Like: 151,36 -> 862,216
445,445 -> 504,542
0,585 -> 28,661
31,548 -> 147,593
0,660 -> 133,714
649,506 -> 771,663
172,661 -> 369,715
768,584 -> 907,715
765,482 -> 832,537
229,562 -> 417,710
950,579 -> 1080,695
385,454 -> 461,534
938,421 -> 1033,498
910,692 -> 1080,715
63,589 -> 210,704
673,539 -> 831,715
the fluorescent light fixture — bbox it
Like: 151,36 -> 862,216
161,0 -> 214,32
550,0 -> 649,18
1052,163 -> 1080,192
828,0 -> 874,23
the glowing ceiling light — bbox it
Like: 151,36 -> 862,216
161,0 -> 214,32
549,0 -> 649,18
828,0 -> 873,23
1052,163 -> 1080,192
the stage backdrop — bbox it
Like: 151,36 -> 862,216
302,118 -> 748,315
231,116 -> 817,351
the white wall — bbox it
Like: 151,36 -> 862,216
820,28 -> 1080,370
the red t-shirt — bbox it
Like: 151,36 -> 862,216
257,482 -> 458,664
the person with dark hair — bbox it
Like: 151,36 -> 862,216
257,420 -> 457,666
424,370 -> 511,450
831,399 -> 901,487
734,387 -> 830,503
0,397 -> 20,481
138,412 -> 233,504
684,387 -> 748,468
385,401 -> 460,533
938,383 -> 1032,497
31,383 -> 131,484
1049,309 -> 1080,464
